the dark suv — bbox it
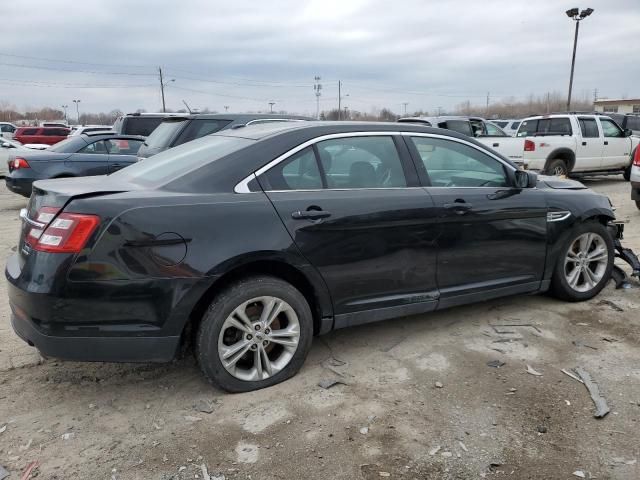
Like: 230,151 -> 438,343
136,114 -> 310,159
112,113 -> 182,137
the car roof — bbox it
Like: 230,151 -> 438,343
159,113 -> 312,122
399,115 -> 488,123
80,133 -> 145,140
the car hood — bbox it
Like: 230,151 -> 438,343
536,175 -> 587,190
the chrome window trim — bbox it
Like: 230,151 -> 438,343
233,130 -> 517,193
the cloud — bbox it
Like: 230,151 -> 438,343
2,0 -> 638,116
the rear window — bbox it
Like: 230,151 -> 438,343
122,117 -> 165,136
517,118 -> 572,136
110,135 -> 252,187
144,119 -> 188,149
174,119 -> 231,145
441,120 -> 473,136
626,116 -> 640,130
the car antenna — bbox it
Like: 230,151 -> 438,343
182,100 -> 193,114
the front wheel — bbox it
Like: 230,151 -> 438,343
551,222 -> 614,301
545,158 -> 568,176
196,276 -> 313,392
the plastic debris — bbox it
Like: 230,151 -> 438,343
441,451 -> 452,458
359,427 -> 369,435
429,446 -> 441,456
537,425 -> 547,433
526,365 -> 543,376
561,369 -> 584,384
597,299 -> 624,312
458,441 -> 468,452
318,379 -> 346,389
575,367 -> 610,418
379,473 -> 391,477
487,360 -> 505,368
20,461 -> 38,480
184,415 -> 202,422
61,432 -> 75,440
193,400 -> 216,414
572,471 -> 585,478
200,463 -> 211,480
0,425 -> 6,434
435,382 -> 443,388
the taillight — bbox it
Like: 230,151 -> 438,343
634,148 -> 640,167
13,157 -> 30,169
25,207 -> 99,253
524,140 -> 535,152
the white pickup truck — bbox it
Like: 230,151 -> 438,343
399,114 -> 639,179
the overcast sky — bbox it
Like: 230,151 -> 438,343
2,0 -> 639,117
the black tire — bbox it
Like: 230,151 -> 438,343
623,165 -> 631,181
550,221 -> 614,302
545,158 -> 569,176
636,200 -> 640,210
196,275 -> 313,392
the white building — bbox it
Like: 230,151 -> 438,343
594,98 -> 640,114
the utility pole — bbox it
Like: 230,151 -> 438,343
72,99 -> 81,125
313,76 -> 322,120
61,105 -> 68,123
546,92 -> 551,113
402,102 -> 408,116
224,106 -> 229,112
566,8 -> 594,111
343,106 -> 348,120
437,106 -> 443,116
269,102 -> 275,113
159,67 -> 166,113
485,92 -> 490,117
338,80 -> 341,120
593,88 -> 598,102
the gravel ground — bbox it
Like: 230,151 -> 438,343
0,178 -> 639,480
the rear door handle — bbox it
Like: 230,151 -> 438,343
291,210 -> 331,220
582,141 -> 587,146
443,203 -> 473,214
604,141 -> 609,145
492,143 -> 499,147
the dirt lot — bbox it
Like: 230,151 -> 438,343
0,178 -> 639,480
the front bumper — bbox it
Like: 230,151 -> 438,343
5,176 -> 34,197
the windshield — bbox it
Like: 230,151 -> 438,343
48,136 -> 89,153
110,134 -> 253,187
144,119 -> 188,149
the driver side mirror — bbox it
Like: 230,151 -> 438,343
624,128 -> 633,137
515,170 -> 537,188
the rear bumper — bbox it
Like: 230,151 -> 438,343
5,176 -> 34,197
10,309 -> 179,362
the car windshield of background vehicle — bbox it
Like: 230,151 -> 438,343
600,118 -> 624,137
442,120 -> 473,136
111,134 -> 252,186
125,117 -> 165,136
143,120 -> 188,149
485,123 -> 507,136
410,136 -> 508,188
578,118 -> 599,138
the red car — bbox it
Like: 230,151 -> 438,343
14,127 -> 70,146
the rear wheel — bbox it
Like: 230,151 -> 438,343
551,222 -> 613,301
623,165 -> 631,181
196,276 -> 313,392
545,158 -> 568,176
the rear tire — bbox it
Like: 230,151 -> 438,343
636,200 -> 640,210
551,222 -> 613,302
545,158 -> 569,176
623,165 -> 631,181
196,276 -> 313,392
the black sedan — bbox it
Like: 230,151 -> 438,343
5,132 -> 145,197
7,122 -> 618,392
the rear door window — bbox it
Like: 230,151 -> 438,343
174,119 -> 232,145
21,128 -> 39,136
79,140 -> 108,154
578,118 -> 599,138
442,120 -> 473,136
106,138 -> 144,155
516,119 -> 538,137
261,147 -> 322,190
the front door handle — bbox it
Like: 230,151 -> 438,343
492,143 -> 499,147
582,141 -> 587,146
443,203 -> 473,214
291,210 -> 331,220
604,141 -> 609,145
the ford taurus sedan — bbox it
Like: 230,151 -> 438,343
7,122 -> 618,392
5,132 -> 145,196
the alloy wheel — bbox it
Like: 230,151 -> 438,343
564,232 -> 609,293
553,165 -> 567,176
217,296 -> 300,381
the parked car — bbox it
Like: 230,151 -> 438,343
70,125 -> 114,136
0,138 -> 29,177
606,113 -> 640,136
631,147 -> 640,209
137,114 -> 309,159
0,122 -> 17,139
14,126 -> 70,146
515,114 -> 639,178
398,116 -> 525,165
40,122 -> 69,128
5,133 -> 144,197
7,121 -> 622,392
491,119 -> 521,136
112,112 -> 182,137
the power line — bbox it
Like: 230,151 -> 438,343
0,62 -> 155,76
0,52 -> 151,70
0,78 -> 155,89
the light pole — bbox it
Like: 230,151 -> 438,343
402,102 -> 408,116
224,106 -> 229,112
72,100 -> 81,125
269,102 -> 276,113
313,76 -> 322,119
61,104 -> 68,123
565,7 -> 594,111
158,67 -> 175,113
